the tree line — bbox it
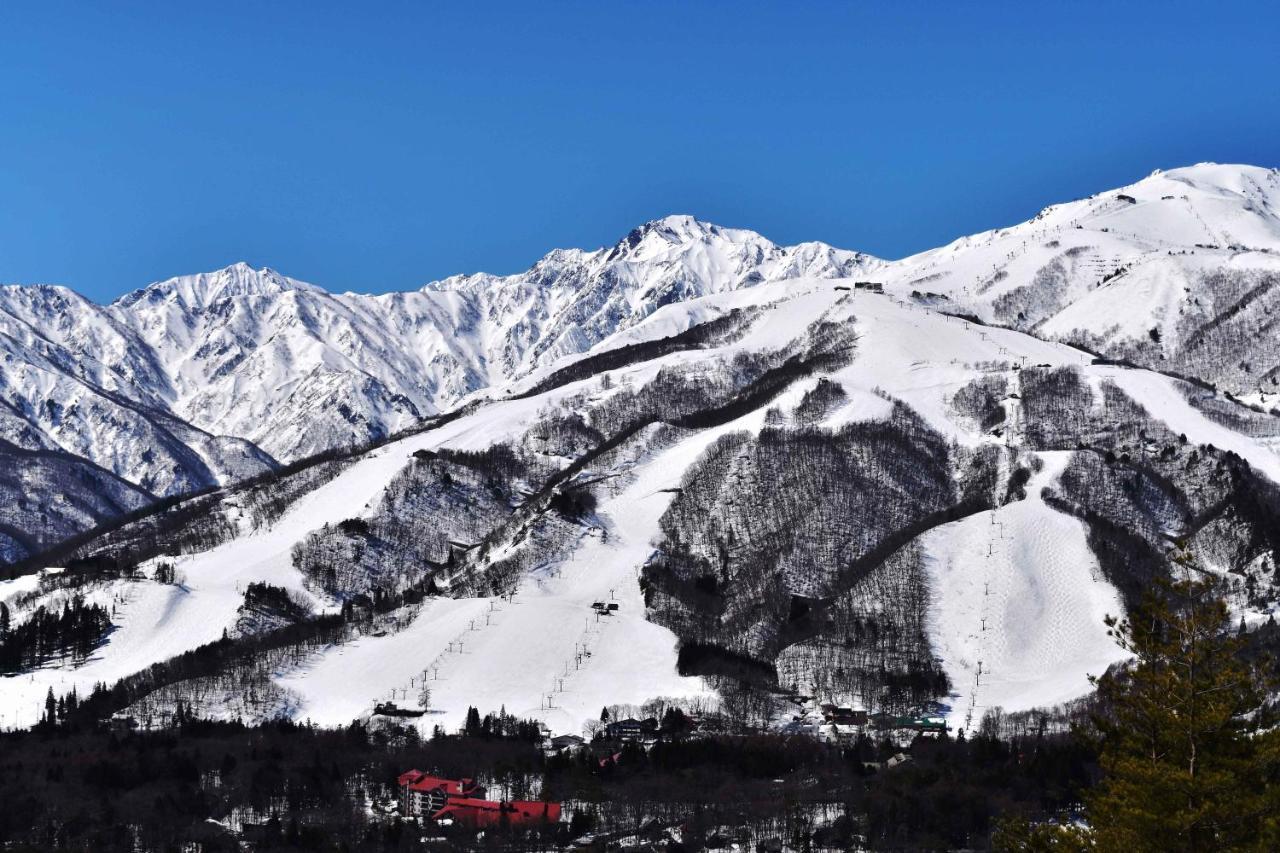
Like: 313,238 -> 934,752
0,596 -> 111,673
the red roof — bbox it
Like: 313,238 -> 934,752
398,771 -> 481,796
398,771 -> 560,827
438,798 -> 562,827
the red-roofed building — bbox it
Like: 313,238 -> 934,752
398,771 -> 561,827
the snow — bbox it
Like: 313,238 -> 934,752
1098,367 -> 1280,486
277,414 -> 767,735
824,291 -> 1091,444
0,433 -> 450,730
273,596 -> 493,727
923,453 -> 1129,734
5,162 -> 1280,735
0,572 -> 42,607
1037,256 -> 1193,343
876,165 -> 1280,387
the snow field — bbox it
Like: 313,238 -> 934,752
0,431 -> 456,729
276,411 -> 768,735
827,291 -> 1091,444
0,572 -> 42,607
922,453 -> 1128,735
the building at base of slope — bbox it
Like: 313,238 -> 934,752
397,771 -> 561,827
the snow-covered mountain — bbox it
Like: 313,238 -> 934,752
2,163 -> 1279,741
0,283 -> 280,563
107,216 -> 880,463
5,270 -> 1279,737
0,218 -> 878,561
4,163 -> 1280,567
885,163 -> 1280,405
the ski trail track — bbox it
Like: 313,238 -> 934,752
923,453 -> 1128,734
277,411 -> 764,734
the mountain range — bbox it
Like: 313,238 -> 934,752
4,165 -> 1279,565
2,162 -> 1279,739
0,217 -> 881,562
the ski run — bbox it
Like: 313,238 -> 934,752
4,163 -> 1280,738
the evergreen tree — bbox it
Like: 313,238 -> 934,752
1085,573 -> 1280,851
0,598 -> 111,673
154,562 -> 175,585
996,566 -> 1280,851
463,705 -> 481,737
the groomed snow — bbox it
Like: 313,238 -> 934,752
276,413 -> 769,735
923,453 -> 1129,734
0,572 -> 42,607
0,433 -> 455,730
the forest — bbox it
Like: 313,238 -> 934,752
0,706 -> 1099,851
0,597 -> 112,673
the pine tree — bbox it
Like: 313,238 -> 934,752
996,566 -> 1280,851
1084,572 -> 1280,851
463,705 -> 481,737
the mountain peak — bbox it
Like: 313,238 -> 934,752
1139,162 -> 1280,200
643,213 -> 713,239
604,214 -> 766,262
113,262 -> 323,309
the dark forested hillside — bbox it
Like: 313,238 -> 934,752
643,400 -> 973,715
0,711 -> 1101,852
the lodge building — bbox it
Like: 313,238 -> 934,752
397,770 -> 561,827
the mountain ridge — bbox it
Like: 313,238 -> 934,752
5,264 -> 1278,738
1,163 -> 1277,565
3,165 -> 1280,742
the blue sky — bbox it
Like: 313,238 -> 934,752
2,1 -> 1278,302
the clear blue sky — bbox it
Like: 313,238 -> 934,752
2,1 -> 1278,302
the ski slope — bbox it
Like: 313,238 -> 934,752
0,432 -> 465,729
5,267 -> 1279,735
276,415 -> 765,735
923,454 -> 1129,734
1098,366 -> 1280,485
0,572 -> 42,607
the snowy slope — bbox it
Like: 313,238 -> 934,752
885,163 -> 1280,399
923,454 -> 1127,735
5,163 -> 1280,735
0,431 -> 455,729
0,282 -> 278,485
7,278 -> 1279,735
276,418 -> 753,735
